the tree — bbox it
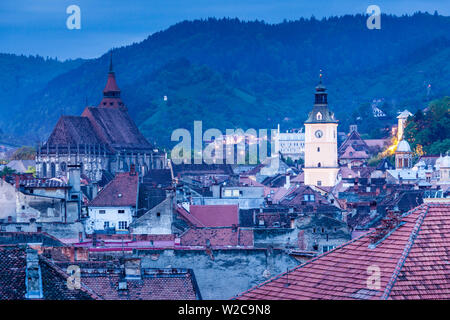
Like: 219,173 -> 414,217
0,166 -> 16,178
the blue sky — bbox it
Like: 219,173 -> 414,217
0,0 -> 448,60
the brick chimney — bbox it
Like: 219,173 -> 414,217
369,210 -> 402,246
15,175 -> 20,191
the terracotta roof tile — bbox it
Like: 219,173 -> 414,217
89,171 -> 138,207
235,203 -> 450,300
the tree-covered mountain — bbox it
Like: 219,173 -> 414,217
1,13 -> 449,148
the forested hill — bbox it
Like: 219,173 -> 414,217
1,12 -> 449,147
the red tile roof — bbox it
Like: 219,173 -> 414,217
54,262 -> 200,300
0,246 -> 97,300
89,171 -> 138,207
235,203 -> 450,300
188,205 -> 239,227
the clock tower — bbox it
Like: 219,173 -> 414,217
303,75 -> 339,187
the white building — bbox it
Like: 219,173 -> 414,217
274,125 -> 305,161
85,170 -> 139,234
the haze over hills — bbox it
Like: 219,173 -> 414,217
0,13 -> 449,148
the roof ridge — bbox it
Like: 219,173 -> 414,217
233,229 -> 374,300
380,205 -> 430,300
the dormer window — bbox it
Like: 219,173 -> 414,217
316,112 -> 322,121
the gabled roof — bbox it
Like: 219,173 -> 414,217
54,261 -> 200,300
339,130 -> 369,153
45,116 -> 104,146
235,203 -> 450,300
89,171 -> 139,207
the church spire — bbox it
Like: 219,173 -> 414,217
103,51 -> 121,99
314,70 -> 327,105
98,51 -> 127,111
305,71 -> 337,124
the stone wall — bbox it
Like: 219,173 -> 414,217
134,248 -> 298,299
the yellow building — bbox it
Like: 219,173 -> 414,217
303,78 -> 339,187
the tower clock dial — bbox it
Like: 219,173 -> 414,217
315,130 -> 323,138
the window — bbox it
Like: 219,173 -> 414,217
99,210 -> 106,214
118,209 -> 125,214
118,221 -> 128,230
42,163 -> 47,177
316,112 -> 322,121
317,162 -> 321,167
50,163 -> 56,178
156,212 -> 161,218
317,147 -> 320,152
60,162 -> 67,172
104,221 -> 110,229
317,180 -> 322,186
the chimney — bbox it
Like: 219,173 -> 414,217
25,247 -> 43,299
284,174 -> 291,189
124,258 -> 142,280
68,165 -> 81,193
15,175 -> 20,191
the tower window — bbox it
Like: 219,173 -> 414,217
316,112 -> 322,121
317,147 -> 320,152
318,162 -> 321,167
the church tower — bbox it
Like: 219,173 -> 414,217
303,74 -> 339,187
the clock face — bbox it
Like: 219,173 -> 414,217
315,130 -> 323,138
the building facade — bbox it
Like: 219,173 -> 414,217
274,125 -> 305,161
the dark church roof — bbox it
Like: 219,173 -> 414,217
45,116 -> 104,146
82,107 -> 152,152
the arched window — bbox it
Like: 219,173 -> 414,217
316,112 -> 322,121
318,162 -> 321,167
60,162 -> 67,172
50,163 -> 56,178
317,147 -> 320,152
42,163 -> 47,177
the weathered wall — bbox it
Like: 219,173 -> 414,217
136,248 -> 298,300
0,180 -> 16,221
130,196 -> 173,234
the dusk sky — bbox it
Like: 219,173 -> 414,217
1,0 -> 449,60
